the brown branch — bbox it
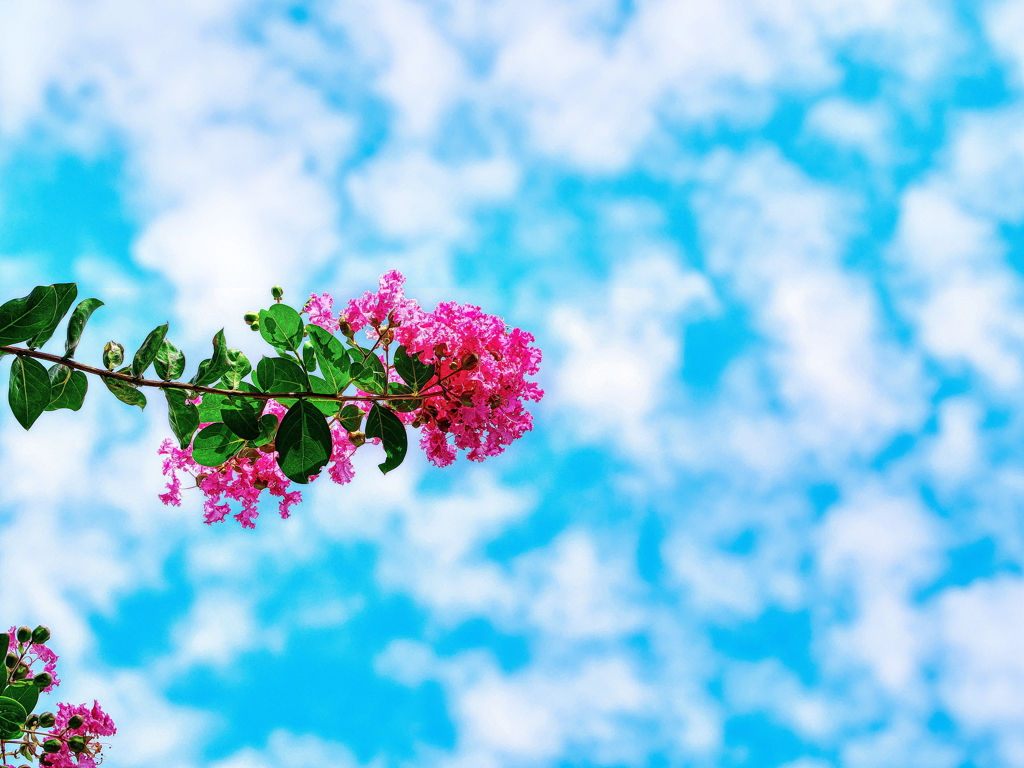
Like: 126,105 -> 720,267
0,345 -> 434,404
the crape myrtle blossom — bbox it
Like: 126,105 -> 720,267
5,626 -> 59,692
38,702 -> 117,768
158,271 -> 542,526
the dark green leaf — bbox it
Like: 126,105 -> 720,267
165,390 -> 200,449
254,413 -> 278,447
303,342 -> 317,372
275,399 -> 332,483
0,695 -> 26,739
255,356 -> 307,394
350,347 -> 386,394
0,285 -> 58,346
64,297 -> 104,358
221,396 -> 261,440
26,283 -> 77,349
366,403 -> 407,474
9,356 -> 51,429
338,404 -> 363,432
102,370 -> 147,410
307,326 -> 351,393
259,304 -> 304,351
387,382 -> 422,412
192,422 -> 246,467
154,339 -> 186,380
131,323 -> 169,377
191,329 -> 231,387
2,682 -> 37,717
46,365 -> 87,411
221,348 -> 252,390
394,346 -> 436,391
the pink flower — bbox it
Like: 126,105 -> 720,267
39,701 -> 116,768
303,292 -> 337,330
341,270 -> 426,338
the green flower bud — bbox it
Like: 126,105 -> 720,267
102,341 -> 125,371
13,663 -> 29,680
24,715 -> 38,729
243,311 -> 259,325
67,714 -> 84,730
42,738 -> 61,754
348,430 -> 366,448
250,320 -> 260,332
15,626 -> 31,644
31,625 -> 50,644
68,736 -> 86,754
5,652 -> 18,668
39,712 -> 56,728
271,285 -> 284,300
33,672 -> 52,688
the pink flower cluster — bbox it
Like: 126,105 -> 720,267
158,400 -> 356,529
342,271 -> 544,466
5,626 -> 59,692
38,701 -> 116,768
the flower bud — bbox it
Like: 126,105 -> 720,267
39,712 -> 56,728
67,714 -> 84,730
25,715 -> 38,729
369,317 -> 381,328
42,739 -> 61,754
348,430 -> 366,447
13,663 -> 29,680
253,479 -> 268,491
338,319 -> 354,338
102,341 -> 124,371
434,343 -> 448,359
243,311 -> 259,325
271,285 -> 284,300
459,392 -> 474,407
5,653 -> 18,668
250,320 -> 261,332
68,735 -> 87,753
15,626 -> 31,644
33,672 -> 52,689
31,625 -> 50,644
461,353 -> 479,370
259,442 -> 276,453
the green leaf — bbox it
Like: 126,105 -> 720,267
0,285 -> 58,347
275,399 -> 332,483
221,396 -> 261,440
307,326 -> 351,393
303,342 -> 317,372
366,403 -> 407,474
191,329 -> 231,387
394,346 -> 436,391
154,339 -> 186,380
165,390 -> 200,449
253,413 -> 278,447
350,347 -> 386,394
64,297 -> 104,358
103,370 -> 147,410
338,404 -> 363,432
259,304 -> 304,351
131,323 -> 169,377
387,382 -> 422,412
26,283 -> 77,349
0,635 -> 6,695
9,356 -> 51,429
221,348 -> 252,390
192,422 -> 246,467
2,681 -> 38,717
46,364 -> 88,411
255,356 -> 307,394
0,695 -> 26,739
196,393 -> 229,423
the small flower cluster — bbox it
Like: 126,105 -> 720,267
158,271 -> 542,527
1,626 -> 115,768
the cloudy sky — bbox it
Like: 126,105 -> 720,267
2,1 -> 1024,766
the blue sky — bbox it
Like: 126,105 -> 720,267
1,1 -> 1024,766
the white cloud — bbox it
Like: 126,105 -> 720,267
209,729 -> 370,768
